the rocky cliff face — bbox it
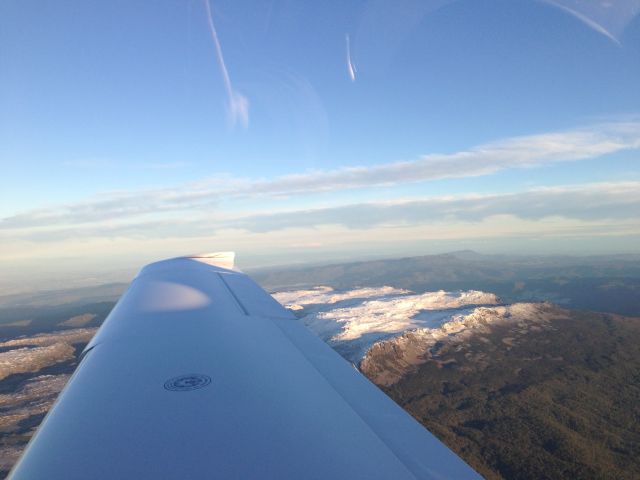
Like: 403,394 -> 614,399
360,303 -> 569,386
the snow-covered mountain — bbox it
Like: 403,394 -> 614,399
273,286 -> 501,364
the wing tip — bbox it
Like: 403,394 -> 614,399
187,251 -> 236,270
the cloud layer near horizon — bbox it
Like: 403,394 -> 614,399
3,181 -> 639,242
232,182 -> 640,232
2,120 -> 639,231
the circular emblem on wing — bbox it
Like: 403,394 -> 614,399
164,374 -> 211,392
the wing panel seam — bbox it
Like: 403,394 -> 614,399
217,272 -> 249,315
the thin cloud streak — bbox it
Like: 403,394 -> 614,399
541,0 -> 620,45
540,0 -> 640,44
203,0 -> 249,127
346,34 -> 356,82
1,121 -> 639,230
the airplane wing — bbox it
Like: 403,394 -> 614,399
9,253 -> 481,479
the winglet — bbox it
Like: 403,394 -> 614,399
187,252 -> 235,270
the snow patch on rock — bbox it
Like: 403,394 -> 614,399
273,285 -> 500,364
272,286 -> 408,310
315,290 -> 500,342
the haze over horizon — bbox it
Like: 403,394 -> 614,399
2,0 -> 640,293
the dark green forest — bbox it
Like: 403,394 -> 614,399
378,311 -> 640,480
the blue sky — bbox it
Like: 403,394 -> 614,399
1,0 -> 640,293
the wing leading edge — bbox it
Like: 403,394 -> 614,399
9,253 -> 481,479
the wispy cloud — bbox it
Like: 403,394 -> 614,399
244,120 -> 640,195
541,0 -> 640,44
346,34 -> 356,82
541,0 -> 619,45
203,0 -> 249,127
1,121 -> 639,231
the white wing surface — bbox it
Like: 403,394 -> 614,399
9,253 -> 481,479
